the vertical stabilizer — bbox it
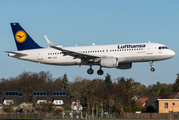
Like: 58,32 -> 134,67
11,23 -> 42,51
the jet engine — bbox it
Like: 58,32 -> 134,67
116,63 -> 132,69
100,58 -> 118,68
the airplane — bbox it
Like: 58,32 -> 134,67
5,23 -> 175,75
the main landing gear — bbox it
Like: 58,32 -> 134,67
87,65 -> 94,74
87,68 -> 94,75
97,67 -> 103,75
87,66 -> 104,75
150,61 -> 155,72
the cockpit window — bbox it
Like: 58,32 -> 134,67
159,46 -> 168,50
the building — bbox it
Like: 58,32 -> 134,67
137,98 -> 148,107
71,100 -> 83,110
168,91 -> 179,99
155,99 -> 179,113
32,90 -> 71,107
0,90 -> 23,105
146,97 -> 161,106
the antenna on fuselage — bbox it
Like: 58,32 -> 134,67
75,44 -> 78,47
148,41 -> 151,43
92,43 -> 95,46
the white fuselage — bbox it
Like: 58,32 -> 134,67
8,42 -> 175,67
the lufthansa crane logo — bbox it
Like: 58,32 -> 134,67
15,30 -> 27,43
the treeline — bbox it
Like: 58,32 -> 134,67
0,71 -> 179,113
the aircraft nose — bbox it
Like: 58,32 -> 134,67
169,50 -> 175,58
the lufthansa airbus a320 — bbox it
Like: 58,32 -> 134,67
5,23 -> 175,75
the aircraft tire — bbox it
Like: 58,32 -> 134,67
150,68 -> 155,72
87,68 -> 94,74
97,69 -> 103,75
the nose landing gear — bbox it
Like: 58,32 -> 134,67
150,61 -> 155,72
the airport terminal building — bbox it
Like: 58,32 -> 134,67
32,90 -> 71,107
0,90 -> 23,105
0,90 -> 71,107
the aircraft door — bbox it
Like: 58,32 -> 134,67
147,44 -> 153,54
38,50 -> 43,60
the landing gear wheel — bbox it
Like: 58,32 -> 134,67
97,69 -> 103,75
87,68 -> 94,74
150,61 -> 155,72
150,68 -> 155,72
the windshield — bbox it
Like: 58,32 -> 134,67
159,46 -> 168,50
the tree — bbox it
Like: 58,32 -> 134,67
2,102 -> 14,112
157,81 -> 161,86
150,90 -> 156,97
64,102 -> 72,110
172,74 -> 179,92
41,101 -> 55,112
159,88 -> 167,96
104,73 -> 112,90
110,103 -> 120,113
62,74 -> 70,91
146,105 -> 156,113
125,105 -> 132,113
130,99 -> 137,112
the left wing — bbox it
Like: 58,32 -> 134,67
44,35 -> 105,61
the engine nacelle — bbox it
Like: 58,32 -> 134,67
116,63 -> 132,69
100,58 -> 118,68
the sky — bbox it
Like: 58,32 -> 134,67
0,0 -> 178,86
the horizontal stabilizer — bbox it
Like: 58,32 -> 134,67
4,51 -> 27,56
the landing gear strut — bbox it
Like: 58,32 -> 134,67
150,61 -> 155,72
97,66 -> 103,75
87,65 -> 94,74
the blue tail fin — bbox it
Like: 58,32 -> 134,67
11,23 -> 42,51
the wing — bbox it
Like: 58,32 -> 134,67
44,35 -> 105,61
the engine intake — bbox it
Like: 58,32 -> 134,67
100,58 -> 118,68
